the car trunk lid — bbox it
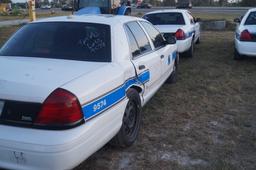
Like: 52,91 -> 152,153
0,56 -> 108,103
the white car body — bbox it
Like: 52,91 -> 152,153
235,8 -> 256,57
40,5 -> 51,9
0,15 -> 178,170
143,9 -> 200,53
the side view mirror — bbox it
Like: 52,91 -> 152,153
195,18 -> 201,23
165,35 -> 176,45
234,18 -> 241,23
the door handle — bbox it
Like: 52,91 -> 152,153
160,55 -> 165,59
138,65 -> 146,70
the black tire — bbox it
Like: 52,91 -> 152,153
196,36 -> 200,44
183,40 -> 194,58
234,48 -> 242,60
166,57 -> 178,84
110,89 -> 141,148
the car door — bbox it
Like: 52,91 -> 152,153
124,21 -> 162,99
139,21 -> 177,79
187,12 -> 200,42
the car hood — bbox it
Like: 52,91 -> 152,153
0,56 -> 108,103
155,25 -> 186,34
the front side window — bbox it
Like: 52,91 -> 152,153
0,22 -> 111,62
140,21 -> 166,49
245,11 -> 256,25
126,22 -> 152,55
143,12 -> 185,25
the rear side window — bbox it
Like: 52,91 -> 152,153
0,22 -> 111,62
143,12 -> 185,25
124,26 -> 140,57
245,12 -> 256,25
126,22 -> 152,55
140,21 -> 166,49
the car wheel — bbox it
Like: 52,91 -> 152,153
184,40 -> 194,58
196,36 -> 200,44
234,48 -> 242,60
166,58 -> 178,84
110,89 -> 141,148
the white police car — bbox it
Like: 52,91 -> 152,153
143,9 -> 201,57
0,15 -> 178,170
234,8 -> 256,60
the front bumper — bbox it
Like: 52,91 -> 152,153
235,38 -> 256,57
0,99 -> 128,170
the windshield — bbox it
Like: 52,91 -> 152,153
79,0 -> 109,8
143,13 -> 185,25
0,22 -> 111,62
245,11 -> 256,25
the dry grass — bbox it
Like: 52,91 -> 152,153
0,26 -> 20,47
0,11 -> 71,21
1,27 -> 256,170
193,13 -> 241,22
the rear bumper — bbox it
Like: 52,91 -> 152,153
0,99 -> 128,170
235,39 -> 256,57
177,38 -> 192,53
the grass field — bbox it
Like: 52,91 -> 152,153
0,26 -> 20,47
1,27 -> 256,170
193,12 -> 240,22
0,10 -> 71,21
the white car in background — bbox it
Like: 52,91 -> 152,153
0,15 -> 178,170
40,5 -> 52,9
143,9 -> 201,57
234,8 -> 256,60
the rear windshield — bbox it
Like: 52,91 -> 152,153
245,12 -> 256,25
0,22 -> 111,62
143,12 -> 185,25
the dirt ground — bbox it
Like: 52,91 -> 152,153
0,28 -> 255,170
75,31 -> 256,170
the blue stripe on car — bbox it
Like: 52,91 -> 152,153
172,51 -> 177,61
186,31 -> 195,38
82,70 -> 150,120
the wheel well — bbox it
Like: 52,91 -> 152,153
128,85 -> 143,94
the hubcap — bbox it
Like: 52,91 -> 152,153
123,100 -> 137,137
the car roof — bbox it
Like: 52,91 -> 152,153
248,8 -> 256,13
144,9 -> 188,15
33,14 -> 144,26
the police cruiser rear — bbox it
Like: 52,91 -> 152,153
143,9 -> 201,57
234,8 -> 256,59
0,15 -> 178,170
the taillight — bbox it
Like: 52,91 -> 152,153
35,88 -> 83,127
240,30 -> 252,41
175,29 -> 186,40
